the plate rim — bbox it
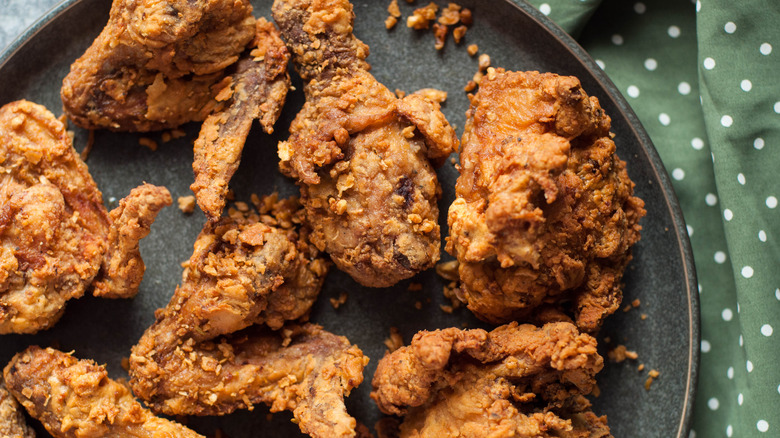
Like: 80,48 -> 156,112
0,1 -> 700,436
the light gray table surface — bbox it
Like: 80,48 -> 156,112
1,0 -> 62,54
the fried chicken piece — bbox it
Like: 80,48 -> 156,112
61,0 -> 257,131
446,70 -> 646,332
191,18 -> 291,220
3,346 -> 203,438
371,322 -> 611,438
1,377 -> 35,438
91,184 -> 172,298
0,100 -> 170,334
130,196 -> 368,438
272,0 -> 458,287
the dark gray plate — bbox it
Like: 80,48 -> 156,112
0,1 -> 698,437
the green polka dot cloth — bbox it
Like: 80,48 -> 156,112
526,0 -> 780,436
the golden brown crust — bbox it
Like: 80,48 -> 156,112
273,0 -> 457,287
3,346 -> 202,438
61,0 -> 257,131
446,70 -> 646,332
0,378 -> 35,438
0,100 -> 170,334
91,183 -> 172,298
191,18 -> 292,220
0,100 -> 109,334
370,322 -> 611,438
129,195 -> 368,437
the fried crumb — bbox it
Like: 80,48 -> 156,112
432,23 -> 447,50
395,89 -> 407,98
414,301 -> 422,310
622,304 -> 632,312
453,25 -> 468,43
591,383 -> 600,398
439,304 -> 454,314
178,195 -> 196,214
388,0 -> 401,17
329,292 -> 348,309
640,313 -> 648,320
632,299 -> 641,307
607,345 -> 638,363
638,363 -> 645,371
415,88 -> 448,103
384,327 -> 404,353
442,281 -> 463,310
467,43 -> 478,56
80,129 -> 95,161
603,336 -> 611,343
478,53 -> 491,70
385,16 -> 398,29
644,369 -> 660,390
407,282 -> 423,291
460,7 -> 473,25
435,260 -> 459,281
138,137 -> 158,151
226,189 -> 235,201
450,157 -> 457,165
464,80 -> 477,92
438,3 -> 461,26
121,357 -> 130,371
170,129 -> 186,139
407,2 -> 439,29
472,70 -> 483,85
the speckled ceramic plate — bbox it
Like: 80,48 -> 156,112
0,0 -> 698,436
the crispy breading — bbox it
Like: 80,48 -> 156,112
273,0 -> 457,287
191,18 -> 291,220
446,70 -> 645,332
0,378 -> 34,438
4,346 -> 202,437
61,0 -> 257,131
371,322 -> 612,438
0,101 -> 169,334
129,196 -> 368,438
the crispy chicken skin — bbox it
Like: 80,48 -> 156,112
1,377 -> 35,438
191,18 -> 291,220
0,101 -> 170,334
61,0 -> 257,131
3,346 -> 203,438
272,0 -> 458,287
371,322 -> 611,438
91,184 -> 172,298
130,196 -> 368,438
446,70 -> 645,332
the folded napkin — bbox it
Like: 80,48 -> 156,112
527,0 -> 780,436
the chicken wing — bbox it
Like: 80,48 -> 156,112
130,195 -> 368,438
272,0 -> 458,287
1,377 -> 34,438
61,0 -> 257,132
0,100 -> 170,334
371,322 -> 611,438
446,70 -> 645,332
191,18 -> 291,220
3,346 -> 203,438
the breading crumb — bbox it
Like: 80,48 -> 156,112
329,292 -> 348,309
414,301 -> 422,310
435,260 -> 459,281
607,345 -> 638,362
415,88 -> 448,103
138,137 -> 158,151
640,313 -> 648,320
644,369 -> 660,390
384,327 -> 404,352
388,0 -> 401,17
453,25 -> 468,43
439,304 -> 454,314
121,357 -> 130,371
591,383 -> 600,397
478,53 -> 491,70
407,2 -> 439,29
632,298 -> 641,307
467,43 -> 478,56
385,16 -> 398,29
80,129 -> 95,161
178,195 -> 196,214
